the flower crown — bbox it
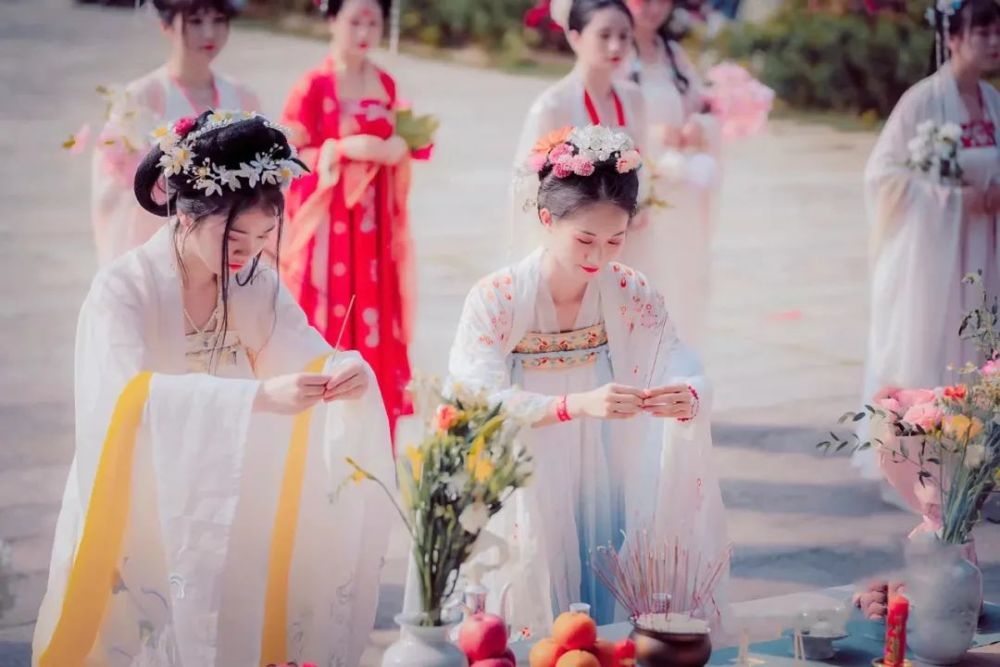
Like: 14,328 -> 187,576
527,125 -> 642,179
151,110 -> 306,197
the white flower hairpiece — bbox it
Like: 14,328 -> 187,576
527,125 -> 642,178
152,110 -> 306,196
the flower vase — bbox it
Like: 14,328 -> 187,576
381,613 -> 467,667
906,537 -> 982,665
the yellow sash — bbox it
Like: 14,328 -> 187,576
39,355 -> 330,666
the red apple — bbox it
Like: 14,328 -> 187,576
614,638 -> 636,665
458,613 -> 509,661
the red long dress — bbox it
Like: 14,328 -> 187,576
281,58 -> 415,444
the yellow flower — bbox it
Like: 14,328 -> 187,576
942,414 -> 984,441
350,469 -> 367,484
472,457 -> 494,483
405,445 -> 423,481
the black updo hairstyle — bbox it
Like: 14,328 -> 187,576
316,0 -> 391,19
567,0 -> 634,32
152,0 -> 241,24
928,0 -> 1000,71
134,111 -> 307,367
537,155 -> 640,222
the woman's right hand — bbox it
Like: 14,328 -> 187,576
660,124 -> 683,149
336,134 -> 385,162
254,372 -> 332,415
570,384 -> 644,420
852,580 -> 905,620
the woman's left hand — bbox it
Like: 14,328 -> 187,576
323,360 -> 369,402
379,135 -> 409,165
642,384 -> 696,419
680,119 -> 706,152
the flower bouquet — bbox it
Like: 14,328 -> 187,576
906,119 -> 965,186
346,383 -> 532,626
821,273 -> 999,546
703,62 -> 774,143
395,107 -> 439,161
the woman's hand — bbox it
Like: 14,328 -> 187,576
659,124 -> 683,149
642,384 -> 697,419
379,135 -> 409,165
852,580 -> 905,620
680,119 -> 707,152
254,372 -> 332,415
570,384 -> 645,420
337,134 -> 386,162
322,360 -> 369,402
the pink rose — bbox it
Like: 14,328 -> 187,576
570,155 -> 595,176
876,396 -> 901,415
173,115 -> 197,137
553,161 -> 573,178
901,402 -> 943,431
549,142 -> 572,162
896,388 -> 937,413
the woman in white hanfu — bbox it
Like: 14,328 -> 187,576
452,126 -> 729,637
33,112 -> 394,667
510,0 -> 647,258
91,0 -> 259,266
621,0 -> 721,347
854,0 -> 1000,481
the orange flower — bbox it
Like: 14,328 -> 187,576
435,404 -> 459,432
531,126 -> 573,156
943,384 -> 967,400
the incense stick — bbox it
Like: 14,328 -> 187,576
330,294 -> 356,362
644,315 -> 669,390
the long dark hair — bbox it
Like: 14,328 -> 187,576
629,1 -> 692,94
567,0 -> 634,32
134,111 -> 304,367
152,0 -> 241,24
928,0 -> 1000,72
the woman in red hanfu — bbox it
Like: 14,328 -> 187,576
281,0 -> 425,443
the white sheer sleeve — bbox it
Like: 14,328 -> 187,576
448,271 -> 555,424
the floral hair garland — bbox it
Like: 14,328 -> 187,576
151,110 -> 306,197
527,125 -> 642,179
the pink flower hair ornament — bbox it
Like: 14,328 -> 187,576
527,124 -> 641,179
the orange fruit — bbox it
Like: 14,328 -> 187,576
556,650 -> 601,667
552,612 -> 598,651
529,638 -> 567,667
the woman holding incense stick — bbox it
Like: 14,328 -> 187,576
33,111 -> 394,667
447,125 -> 729,637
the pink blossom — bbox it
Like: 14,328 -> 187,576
616,148 -> 641,173
570,155 -> 595,176
173,115 -> 197,137
901,402 -> 943,431
895,388 -> 937,413
549,142 -> 572,162
526,152 -> 548,173
876,396 -> 902,415
982,359 -> 1000,375
553,161 -> 573,178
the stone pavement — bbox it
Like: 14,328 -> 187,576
0,1 -> 996,664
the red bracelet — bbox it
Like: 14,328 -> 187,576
556,395 -> 572,422
678,385 -> 700,423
